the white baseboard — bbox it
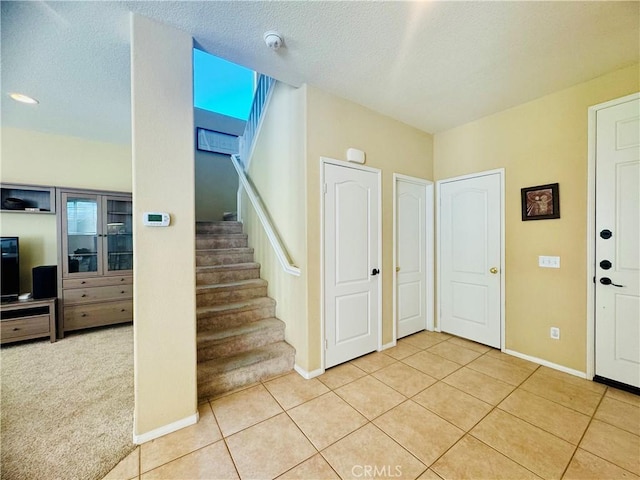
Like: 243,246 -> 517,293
295,364 -> 324,379
503,349 -> 587,379
133,411 -> 199,444
381,341 -> 396,350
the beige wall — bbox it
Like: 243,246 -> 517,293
194,108 -> 244,222
434,64 -> 639,372
243,83 -> 433,372
305,86 -> 434,371
0,214 -> 57,293
195,152 -> 238,221
1,127 -> 131,191
0,127 -> 131,291
131,14 -> 196,438
242,82 -> 309,369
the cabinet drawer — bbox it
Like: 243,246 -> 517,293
64,285 -> 133,304
64,301 -> 132,331
1,315 -> 50,341
63,276 -> 132,289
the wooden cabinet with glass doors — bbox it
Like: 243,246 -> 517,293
57,189 -> 133,337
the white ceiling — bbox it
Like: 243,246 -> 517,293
2,1 -> 638,145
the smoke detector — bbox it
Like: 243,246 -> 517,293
264,31 -> 284,50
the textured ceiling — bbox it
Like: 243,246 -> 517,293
1,1 -> 638,145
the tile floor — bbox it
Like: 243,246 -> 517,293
104,331 -> 640,480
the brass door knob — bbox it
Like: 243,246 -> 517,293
396,266 -> 400,272
490,267 -> 498,274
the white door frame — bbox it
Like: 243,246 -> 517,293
320,157 -> 383,371
392,173 -> 434,344
435,168 -> 506,350
585,92 -> 640,380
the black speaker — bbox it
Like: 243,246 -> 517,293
32,265 -> 57,299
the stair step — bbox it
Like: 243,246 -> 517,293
197,318 -> 285,361
196,221 -> 243,234
196,247 -> 254,266
196,233 -> 248,249
196,263 -> 260,285
197,297 -> 277,330
197,341 -> 295,400
196,279 -> 267,307
194,220 -> 295,399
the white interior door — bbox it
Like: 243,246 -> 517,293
595,97 -> 640,389
324,161 -> 381,368
395,175 -> 428,338
438,171 -> 503,348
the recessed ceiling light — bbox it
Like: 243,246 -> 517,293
9,93 -> 39,104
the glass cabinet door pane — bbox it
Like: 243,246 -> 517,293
66,197 -> 99,274
106,198 -> 133,272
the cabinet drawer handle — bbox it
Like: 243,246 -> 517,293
81,281 -> 86,284
81,294 -> 87,297
13,327 -> 20,331
120,290 -> 125,294
81,313 -> 87,317
120,278 -> 125,282
121,309 -> 126,312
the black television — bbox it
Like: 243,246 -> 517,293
1,237 -> 20,302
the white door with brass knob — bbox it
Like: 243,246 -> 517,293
438,170 -> 503,348
394,174 -> 433,339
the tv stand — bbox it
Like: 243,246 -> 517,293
0,298 -> 57,344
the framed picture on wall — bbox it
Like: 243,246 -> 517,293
521,183 -> 560,221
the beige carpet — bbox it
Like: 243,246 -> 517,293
1,324 -> 135,480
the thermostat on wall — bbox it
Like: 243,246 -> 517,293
143,212 -> 170,227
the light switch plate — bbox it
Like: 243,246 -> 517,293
539,256 -> 560,268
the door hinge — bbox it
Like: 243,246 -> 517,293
323,183 -> 328,194
325,339 -> 328,350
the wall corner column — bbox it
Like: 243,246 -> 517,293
130,13 -> 197,441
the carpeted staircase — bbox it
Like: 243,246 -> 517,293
195,221 -> 295,400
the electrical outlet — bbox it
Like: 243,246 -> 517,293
539,256 -> 561,268
550,327 -> 560,340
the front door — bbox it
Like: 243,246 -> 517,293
324,161 -> 381,368
396,175 -> 428,338
595,97 -> 640,389
438,171 -> 503,348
